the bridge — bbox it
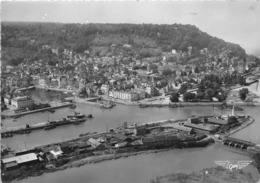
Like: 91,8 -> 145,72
222,136 -> 255,150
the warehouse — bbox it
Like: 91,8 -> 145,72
207,117 -> 228,126
2,153 -> 38,171
142,135 -> 179,146
184,123 -> 219,134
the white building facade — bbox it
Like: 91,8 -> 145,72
11,96 -> 34,109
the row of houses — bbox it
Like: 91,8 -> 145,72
108,90 -> 146,102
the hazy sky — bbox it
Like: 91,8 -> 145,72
2,0 -> 260,56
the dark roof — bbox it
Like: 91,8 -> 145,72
142,135 -> 179,143
78,143 -> 91,148
142,137 -> 154,143
207,117 -> 227,125
88,138 -> 101,147
5,161 -> 18,168
184,123 -> 219,132
166,135 -> 178,141
131,140 -> 143,146
154,135 -> 166,142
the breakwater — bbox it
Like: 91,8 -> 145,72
2,103 -> 73,118
1,115 -> 91,138
35,86 -> 73,93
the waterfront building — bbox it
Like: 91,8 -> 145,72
171,123 -> 193,134
133,125 -> 147,136
2,153 -> 38,171
207,117 -> 228,126
108,90 -> 139,101
101,84 -> 110,94
50,146 -> 63,159
142,135 -> 179,146
38,78 -> 46,87
145,86 -> 156,97
187,117 -> 200,124
184,123 -> 219,134
11,96 -> 34,109
4,94 -> 12,105
88,138 -> 105,150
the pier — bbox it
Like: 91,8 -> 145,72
2,102 -> 73,118
1,114 -> 90,137
16,86 -> 35,91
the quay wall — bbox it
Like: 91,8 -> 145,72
2,103 -> 72,118
35,86 -> 73,93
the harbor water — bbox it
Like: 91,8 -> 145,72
2,89 -> 260,183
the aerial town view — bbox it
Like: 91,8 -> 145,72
1,1 -> 260,183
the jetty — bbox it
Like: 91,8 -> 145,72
1,113 -> 92,138
2,102 -> 74,118
16,86 -> 35,91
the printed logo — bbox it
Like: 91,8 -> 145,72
215,161 -> 252,171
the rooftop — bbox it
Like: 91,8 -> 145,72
12,96 -> 32,102
184,123 -> 219,132
88,138 -> 101,147
2,153 -> 38,164
142,135 -> 178,143
207,117 -> 228,125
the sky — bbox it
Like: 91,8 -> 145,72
2,0 -> 260,56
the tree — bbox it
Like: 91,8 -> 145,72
162,68 -> 172,76
196,92 -> 205,100
183,92 -> 196,102
179,84 -> 188,94
194,67 -> 199,73
239,88 -> 249,101
205,88 -> 214,100
170,92 -> 179,102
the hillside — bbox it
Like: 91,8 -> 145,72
1,22 -> 250,66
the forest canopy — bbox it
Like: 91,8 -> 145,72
1,22 -> 248,66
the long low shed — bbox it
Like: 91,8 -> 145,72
184,123 -> 219,133
2,153 -> 38,171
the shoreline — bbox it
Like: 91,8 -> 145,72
1,116 -> 258,183
2,148 -> 177,183
5,144 -> 260,183
33,87 -> 260,107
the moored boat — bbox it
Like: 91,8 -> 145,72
44,125 -> 56,130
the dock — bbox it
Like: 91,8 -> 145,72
16,86 -> 36,91
1,114 -> 90,137
65,97 -> 103,107
2,102 -> 73,118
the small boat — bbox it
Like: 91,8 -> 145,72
6,133 -> 13,138
100,104 -> 113,109
74,120 -> 84,125
139,104 -> 148,108
69,104 -> 77,109
44,125 -> 56,130
169,103 -> 178,108
178,103 -> 184,107
67,112 -> 86,119
87,114 -> 93,118
25,130 -> 31,134
13,114 -> 22,119
48,108 -> 55,113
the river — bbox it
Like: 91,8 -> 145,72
2,89 -> 260,183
